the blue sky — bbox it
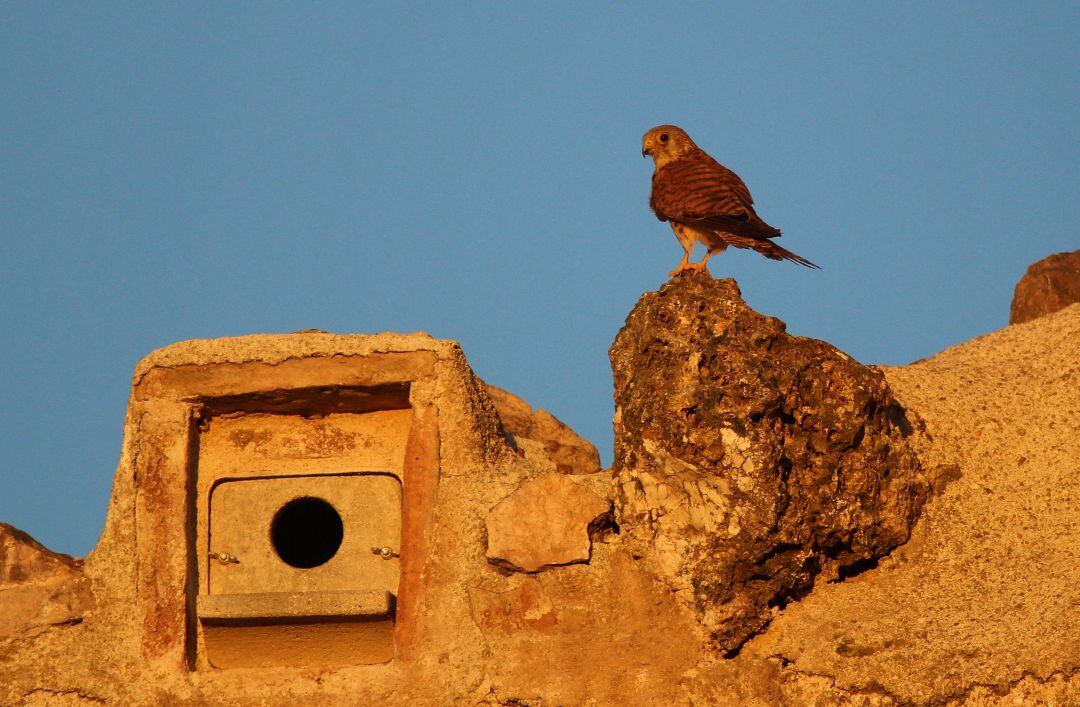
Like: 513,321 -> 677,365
2,3 -> 1077,556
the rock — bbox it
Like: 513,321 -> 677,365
610,273 -> 929,653
752,300 -> 1080,704
1010,249 -> 1080,324
484,383 -> 601,475
485,474 -> 611,573
0,523 -> 92,641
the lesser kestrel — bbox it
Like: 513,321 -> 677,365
642,125 -> 819,276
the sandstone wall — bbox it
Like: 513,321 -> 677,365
0,333 -> 702,705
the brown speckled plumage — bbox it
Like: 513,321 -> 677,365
642,125 -> 818,274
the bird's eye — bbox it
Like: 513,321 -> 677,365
659,133 -> 669,143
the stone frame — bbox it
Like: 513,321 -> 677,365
129,351 -> 441,669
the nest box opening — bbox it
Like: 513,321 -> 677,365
271,497 -> 344,569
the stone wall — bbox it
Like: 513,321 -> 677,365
1,289 -> 1077,705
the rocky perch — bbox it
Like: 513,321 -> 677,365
611,273 -> 930,653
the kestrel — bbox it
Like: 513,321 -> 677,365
642,125 -> 819,276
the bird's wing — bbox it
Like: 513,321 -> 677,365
650,150 -> 781,239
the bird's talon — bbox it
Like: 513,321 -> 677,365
668,264 -> 696,277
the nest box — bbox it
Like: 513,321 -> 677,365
122,334 -> 452,670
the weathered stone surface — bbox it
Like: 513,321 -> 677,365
751,302 -> 1080,705
0,523 -> 92,641
468,577 -> 558,635
1010,249 -> 1080,324
610,273 -> 930,653
469,548 -> 708,706
484,383 -> 601,475
486,474 -> 611,573
6,305 -> 1078,704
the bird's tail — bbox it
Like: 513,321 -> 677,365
755,240 -> 820,269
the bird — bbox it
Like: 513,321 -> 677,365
642,125 -> 819,276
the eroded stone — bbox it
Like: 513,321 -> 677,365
484,383 -> 601,475
0,524 -> 92,641
468,578 -> 557,635
610,273 -> 930,653
754,297 -> 1080,704
485,474 -> 610,573
1010,249 -> 1080,324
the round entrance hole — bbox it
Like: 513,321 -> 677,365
270,496 -> 344,569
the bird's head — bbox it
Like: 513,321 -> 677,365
641,125 -> 697,168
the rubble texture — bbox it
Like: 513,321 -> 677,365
611,273 -> 930,653
1009,249 -> 1080,324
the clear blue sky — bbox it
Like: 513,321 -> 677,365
2,4 -> 1077,556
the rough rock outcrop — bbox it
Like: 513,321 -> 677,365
484,383 -> 601,475
610,273 -> 930,653
752,302 -> 1080,704
0,524 -> 92,642
1010,249 -> 1080,324
485,475 -> 611,573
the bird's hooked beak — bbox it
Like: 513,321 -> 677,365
642,146 -> 652,158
